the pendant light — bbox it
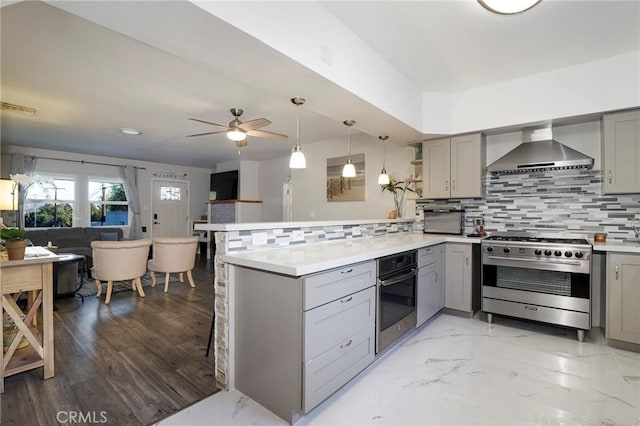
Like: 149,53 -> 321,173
342,120 -> 356,178
289,97 -> 307,169
377,135 -> 390,185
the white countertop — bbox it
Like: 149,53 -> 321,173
222,233 -> 481,276
590,239 -> 640,254
194,218 -> 415,232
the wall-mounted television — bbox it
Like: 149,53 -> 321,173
210,170 -> 239,200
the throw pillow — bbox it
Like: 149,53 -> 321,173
100,232 -> 119,241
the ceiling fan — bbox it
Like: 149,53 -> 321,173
187,108 -> 288,147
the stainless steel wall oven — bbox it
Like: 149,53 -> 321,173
376,250 -> 417,353
481,234 -> 592,341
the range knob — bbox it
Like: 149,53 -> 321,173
486,246 -> 494,253
575,252 -> 584,258
503,247 -> 511,254
544,250 -> 552,256
554,250 -> 562,257
534,249 -> 542,256
564,251 -> 573,257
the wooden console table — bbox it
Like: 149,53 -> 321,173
0,249 -> 58,393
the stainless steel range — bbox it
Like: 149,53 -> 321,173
481,233 -> 592,341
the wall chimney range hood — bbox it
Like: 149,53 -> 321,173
487,126 -> 594,175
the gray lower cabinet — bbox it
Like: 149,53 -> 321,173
606,253 -> 640,345
417,244 -> 445,326
445,243 -> 473,312
234,260 -> 375,423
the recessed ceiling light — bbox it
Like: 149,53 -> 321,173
478,0 -> 541,14
120,128 -> 142,135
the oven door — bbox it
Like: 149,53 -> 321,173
482,257 -> 591,318
376,267 -> 417,353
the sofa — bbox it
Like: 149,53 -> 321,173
25,227 -> 124,260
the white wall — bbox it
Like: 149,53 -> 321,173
257,133 -> 414,221
259,156 -> 290,222
448,51 -> 640,135
1,145 -> 212,237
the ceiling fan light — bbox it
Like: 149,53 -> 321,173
227,129 -> 246,141
378,170 -> 390,185
289,146 -> 306,169
342,162 -> 356,178
477,0 -> 541,14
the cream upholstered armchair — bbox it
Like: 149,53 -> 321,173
90,239 -> 152,304
148,236 -> 199,292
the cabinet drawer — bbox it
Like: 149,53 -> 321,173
417,246 -> 437,268
303,261 -> 375,310
303,326 -> 374,413
304,286 -> 375,361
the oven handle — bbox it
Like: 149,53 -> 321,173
486,255 -> 582,267
378,268 -> 417,287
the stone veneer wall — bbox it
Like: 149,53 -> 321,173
421,170 -> 640,240
212,220 -> 415,389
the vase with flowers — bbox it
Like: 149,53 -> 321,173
381,175 -> 414,219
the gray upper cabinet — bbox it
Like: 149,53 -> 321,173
602,110 -> 640,194
423,133 -> 485,199
606,253 -> 640,345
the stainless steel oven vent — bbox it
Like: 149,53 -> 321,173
487,126 -> 594,175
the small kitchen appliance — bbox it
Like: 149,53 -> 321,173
423,205 -> 464,235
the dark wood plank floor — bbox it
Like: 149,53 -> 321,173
1,255 -> 217,426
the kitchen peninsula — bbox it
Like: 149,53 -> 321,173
195,218 -> 482,422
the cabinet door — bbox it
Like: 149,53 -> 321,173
606,254 -> 640,344
436,244 -> 446,311
417,263 -> 437,327
423,138 -> 451,199
602,110 -> 640,194
450,133 -> 485,198
445,243 -> 472,312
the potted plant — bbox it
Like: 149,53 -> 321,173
1,226 -> 26,260
381,175 -> 414,218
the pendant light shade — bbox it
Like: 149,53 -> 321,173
478,0 -> 541,14
377,135 -> 390,185
289,145 -> 306,168
342,120 -> 356,178
289,97 -> 307,169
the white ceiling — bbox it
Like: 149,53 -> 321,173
0,0 -> 637,169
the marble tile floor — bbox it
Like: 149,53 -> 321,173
159,313 -> 640,426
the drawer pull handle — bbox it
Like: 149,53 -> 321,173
340,339 -> 353,348
615,265 -> 619,280
341,268 -> 353,274
340,296 -> 353,303
525,305 -> 538,311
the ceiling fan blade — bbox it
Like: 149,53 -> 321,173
186,130 -> 228,137
189,118 -> 229,128
238,118 -> 271,131
247,129 -> 288,140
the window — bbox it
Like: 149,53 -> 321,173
89,180 -> 129,226
25,177 -> 75,228
160,186 -> 182,201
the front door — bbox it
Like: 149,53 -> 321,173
152,180 -> 190,237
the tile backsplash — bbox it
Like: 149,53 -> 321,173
423,169 -> 640,240
226,221 -> 415,252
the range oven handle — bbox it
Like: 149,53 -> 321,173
485,255 -> 582,267
378,268 -> 417,287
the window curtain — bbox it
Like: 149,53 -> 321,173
118,165 -> 142,240
10,154 -> 37,228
